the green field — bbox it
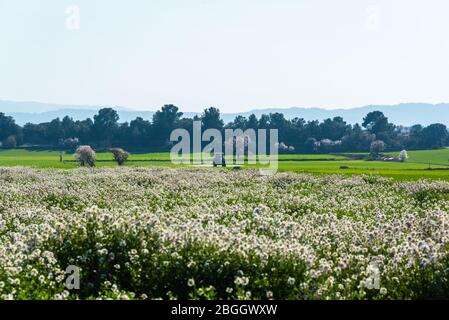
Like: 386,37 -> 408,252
1,149 -> 449,180
0,150 -> 178,168
386,149 -> 449,166
276,160 -> 449,180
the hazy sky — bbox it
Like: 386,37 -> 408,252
1,0 -> 449,112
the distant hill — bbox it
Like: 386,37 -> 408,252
1,100 -> 449,126
233,103 -> 449,127
7,109 -> 156,126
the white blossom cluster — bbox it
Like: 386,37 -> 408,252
0,167 -> 449,300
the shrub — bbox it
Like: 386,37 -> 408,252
110,148 -> 130,166
75,145 -> 96,167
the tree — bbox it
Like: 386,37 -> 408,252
320,117 -> 350,141
152,105 -> 183,148
363,111 -> 397,148
269,113 -> 287,129
23,123 -> 46,144
370,140 -> 385,155
247,114 -> 259,130
3,105 -> 449,153
304,137 -> 318,153
201,107 -> 224,131
421,123 -> 448,149
110,148 -> 130,166
127,117 -> 151,147
258,114 -> 270,129
93,108 -> 119,146
0,113 -> 20,144
227,115 -> 248,130
74,119 -> 93,143
2,135 -> 17,149
305,120 -> 321,139
75,145 -> 96,167
61,116 -> 76,139
342,124 -> 375,152
362,111 -> 394,135
408,124 -> 423,149
268,113 -> 289,143
47,118 -> 64,143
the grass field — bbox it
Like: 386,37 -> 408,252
386,149 -> 449,166
275,160 -> 449,180
1,149 -> 449,180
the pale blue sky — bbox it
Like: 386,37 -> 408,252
1,0 -> 449,112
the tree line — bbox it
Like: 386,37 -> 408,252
0,105 -> 448,153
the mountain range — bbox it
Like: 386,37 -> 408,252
1,100 -> 449,127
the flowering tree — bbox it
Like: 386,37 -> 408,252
275,142 -> 295,153
59,137 -> 79,149
75,145 -> 96,167
370,140 -> 385,155
399,150 -> 408,162
110,148 -> 130,166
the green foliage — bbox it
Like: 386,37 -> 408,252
2,135 -> 17,149
5,106 -> 448,153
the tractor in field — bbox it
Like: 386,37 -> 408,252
213,153 -> 226,167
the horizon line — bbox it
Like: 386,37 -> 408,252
2,99 -> 449,114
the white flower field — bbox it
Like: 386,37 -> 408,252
1,167 -> 449,299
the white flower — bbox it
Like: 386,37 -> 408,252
1,167 -> 449,300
